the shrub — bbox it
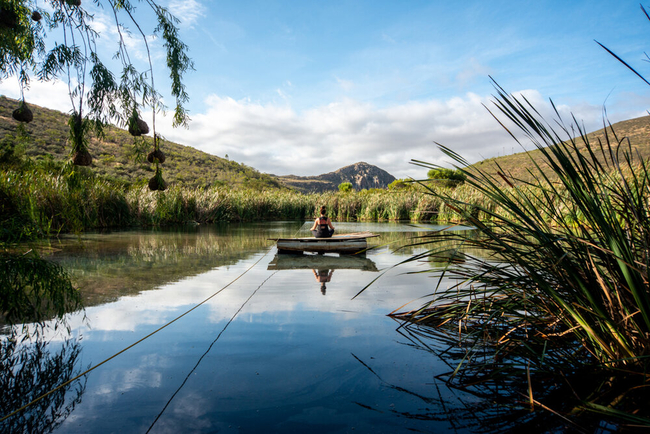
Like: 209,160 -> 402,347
338,181 -> 353,192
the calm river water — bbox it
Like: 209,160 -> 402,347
3,222 -> 487,433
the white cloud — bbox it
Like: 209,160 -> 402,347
1,74 -> 618,181
167,0 -> 206,28
455,58 -> 493,89
86,5 -> 166,68
276,88 -> 288,100
155,90 -> 609,179
336,77 -> 354,92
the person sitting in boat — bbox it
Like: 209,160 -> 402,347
310,206 -> 335,238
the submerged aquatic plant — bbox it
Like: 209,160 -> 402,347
399,82 -> 650,426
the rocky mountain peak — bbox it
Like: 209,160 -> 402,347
278,162 -> 396,193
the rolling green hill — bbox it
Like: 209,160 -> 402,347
471,115 -> 650,183
0,96 -> 286,190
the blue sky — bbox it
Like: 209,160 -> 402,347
3,0 -> 650,179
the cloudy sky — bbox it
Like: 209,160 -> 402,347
3,0 -> 650,179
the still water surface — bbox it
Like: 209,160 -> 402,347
5,222 -> 484,433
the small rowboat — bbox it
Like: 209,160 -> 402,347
270,232 -> 379,255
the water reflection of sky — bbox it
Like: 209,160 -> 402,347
12,223 -> 480,433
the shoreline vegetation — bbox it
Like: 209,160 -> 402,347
0,158 -> 487,243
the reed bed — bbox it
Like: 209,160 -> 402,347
1,163 -> 494,241
0,166 -> 133,241
4,153 -> 616,244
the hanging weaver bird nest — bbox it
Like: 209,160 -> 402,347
72,150 -> 92,166
0,6 -> 18,29
147,149 -> 166,164
31,10 -> 42,21
72,150 -> 93,166
148,174 -> 167,191
12,102 -> 33,123
60,0 -> 81,6
128,118 -> 149,136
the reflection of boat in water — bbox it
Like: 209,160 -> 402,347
270,232 -> 379,254
267,253 -> 379,272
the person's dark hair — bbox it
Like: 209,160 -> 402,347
320,206 -> 327,216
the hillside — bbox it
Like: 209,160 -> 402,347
472,115 -> 650,184
279,162 -> 396,193
0,96 -> 285,190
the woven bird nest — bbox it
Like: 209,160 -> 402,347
148,175 -> 167,191
147,149 -> 166,164
72,150 -> 92,166
128,118 -> 149,137
12,103 -> 33,123
31,10 -> 42,21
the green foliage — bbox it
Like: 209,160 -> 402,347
2,0 -> 192,126
152,4 -> 193,127
0,156 -> 485,235
67,112 -> 89,153
0,183 -> 40,242
387,178 -> 413,190
427,167 -> 467,184
427,167 -> 467,187
338,181 -> 353,192
0,124 -> 28,165
0,0 -> 44,88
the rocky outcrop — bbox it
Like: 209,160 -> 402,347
278,162 -> 396,193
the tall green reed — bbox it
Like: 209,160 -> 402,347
2,157 -> 489,237
391,84 -> 650,427
408,83 -> 650,371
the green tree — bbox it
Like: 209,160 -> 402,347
0,0 -> 193,189
387,178 -> 412,190
338,181 -> 353,192
427,168 -> 466,182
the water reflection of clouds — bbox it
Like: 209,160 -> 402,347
61,250 -> 438,339
92,371 -> 161,402
30,247 -> 440,348
89,297 -> 174,332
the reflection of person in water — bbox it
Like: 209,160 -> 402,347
310,206 -> 335,238
312,269 -> 334,295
